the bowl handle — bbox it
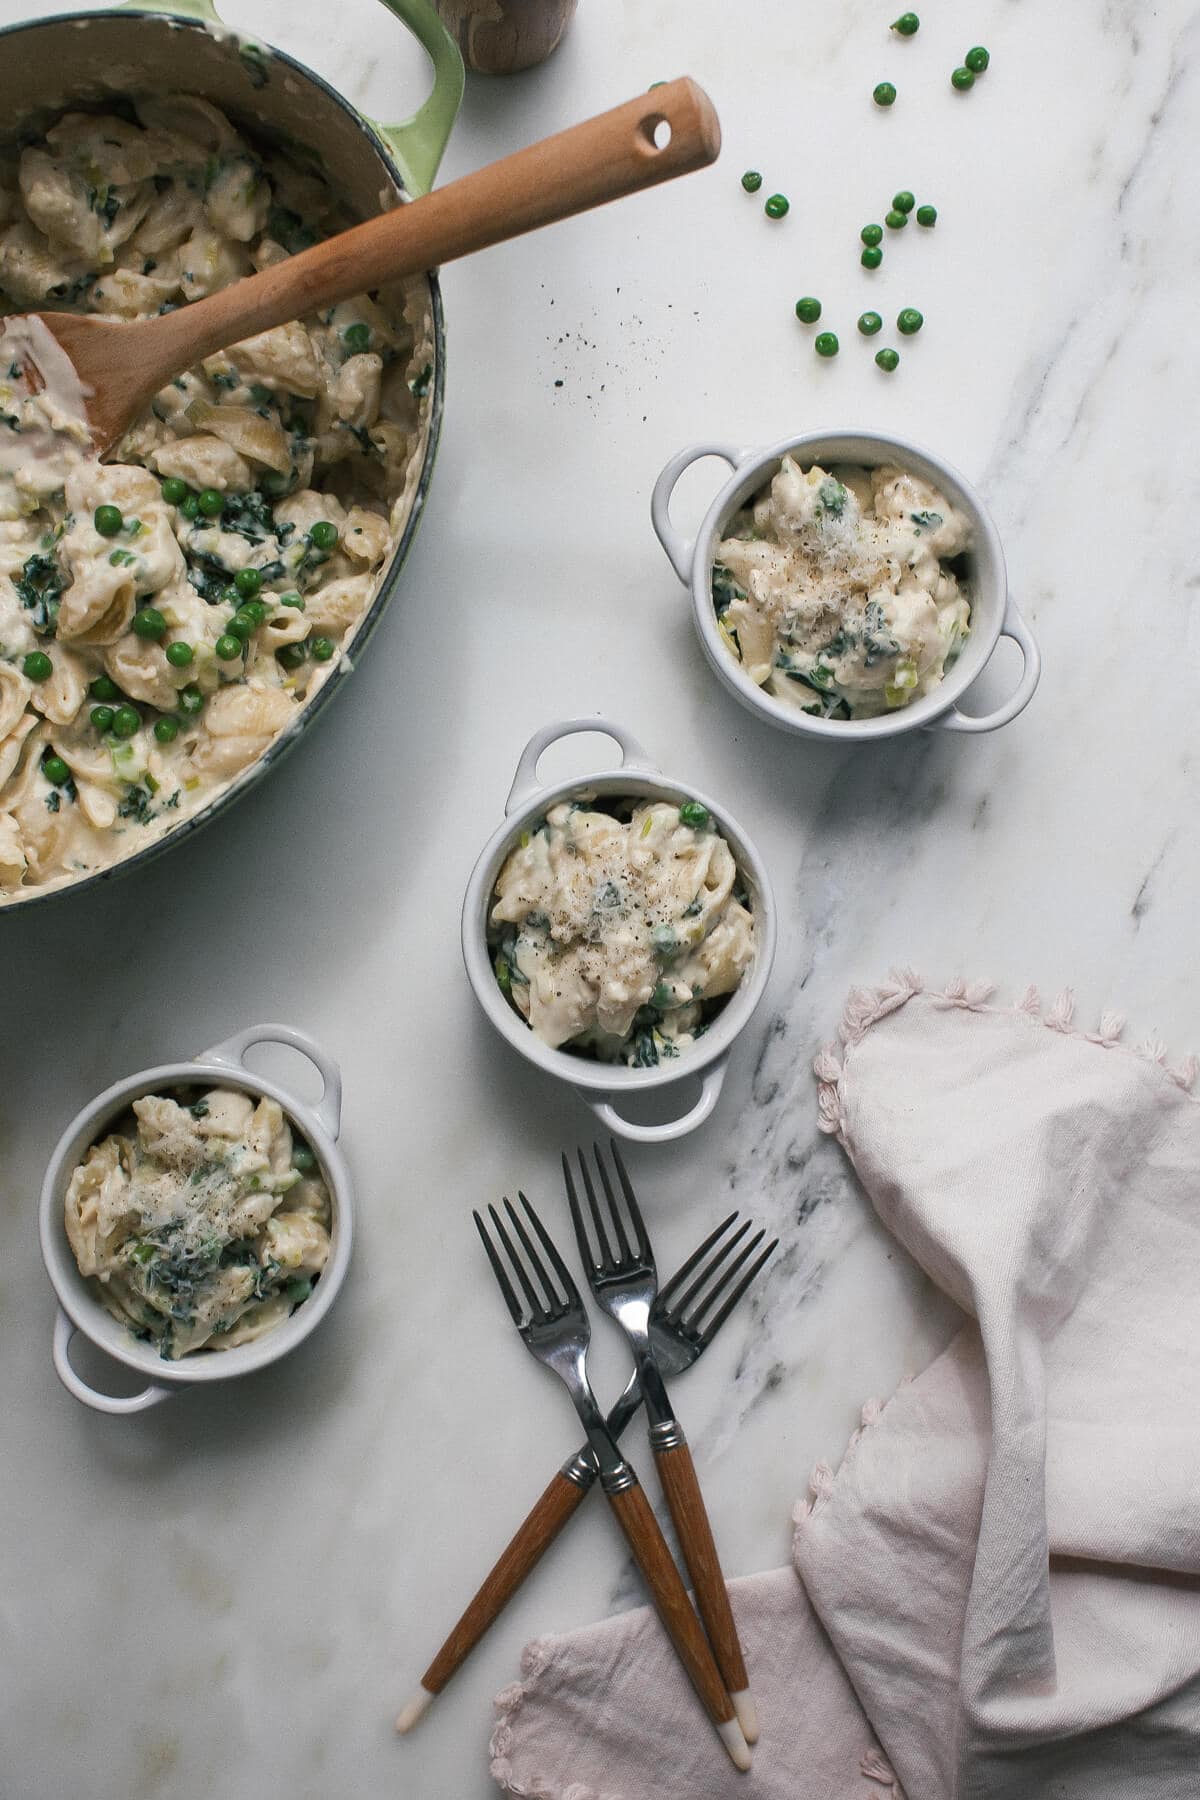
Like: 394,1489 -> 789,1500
580,1058 -> 728,1145
365,0 -> 466,198
505,718 -> 659,817
651,443 -> 749,584
53,1312 -> 172,1416
934,596 -> 1041,734
201,1024 -> 343,1140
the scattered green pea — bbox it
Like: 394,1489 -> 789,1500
132,607 -> 166,640
861,223 -> 884,246
227,612 -> 254,642
741,170 -> 763,192
858,311 -> 883,336
814,332 -> 839,357
197,487 -> 224,518
90,704 -> 115,731
891,12 -> 919,33
893,190 -> 915,213
180,493 -> 201,521
233,566 -> 262,598
309,636 -> 335,662
292,1145 -> 316,1173
112,704 -> 140,738
286,1278 -> 312,1304
279,592 -> 304,610
165,640 -> 194,668
875,347 -> 900,371
153,716 -> 179,744
916,203 -> 937,226
679,800 -> 710,829
873,81 -> 897,107
794,296 -> 822,323
951,66 -> 975,90
308,519 -> 339,550
897,307 -> 924,334
22,650 -> 52,681
861,245 -> 883,269
343,321 -> 371,354
178,685 -> 204,716
159,477 -> 188,505
276,643 -> 307,671
885,208 -> 908,229
215,634 -> 241,660
42,753 -> 70,786
94,504 -> 123,537
89,675 -> 119,702
764,193 -> 789,219
965,45 -> 990,72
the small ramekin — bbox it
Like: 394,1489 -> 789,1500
39,1024 -> 352,1416
461,719 -> 777,1145
651,428 -> 1040,739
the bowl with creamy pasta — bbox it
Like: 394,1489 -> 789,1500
0,1 -> 464,907
39,1022 -> 352,1414
652,430 -> 1040,738
462,719 -> 777,1144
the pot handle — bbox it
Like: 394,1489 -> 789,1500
201,1023 -> 343,1140
505,719 -> 659,817
580,1058 -> 728,1145
933,596 -> 1041,734
366,0 -> 466,199
651,443 -> 750,584
53,1311 -> 172,1416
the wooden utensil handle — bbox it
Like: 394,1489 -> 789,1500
420,1470 -> 590,1693
655,1439 -> 749,1697
606,1479 -> 733,1726
148,77 -> 720,375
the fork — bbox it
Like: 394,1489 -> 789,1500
566,1143 -> 759,1745
472,1195 -> 752,1771
396,1212 -> 775,1732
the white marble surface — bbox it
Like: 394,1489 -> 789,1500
2,1 -> 1198,1794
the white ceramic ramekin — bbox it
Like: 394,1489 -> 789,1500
461,719 -> 777,1144
652,428 -> 1041,739
39,1024 -> 352,1416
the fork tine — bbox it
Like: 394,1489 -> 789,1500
607,1138 -> 652,1262
593,1143 -> 633,1263
473,1209 -> 525,1326
503,1197 -> 561,1316
686,1228 -> 767,1333
489,1202 -> 545,1322
562,1152 -> 597,1275
657,1212 -> 741,1313
668,1217 -> 754,1324
519,1191 -> 582,1306
697,1237 -> 778,1344
576,1150 -> 616,1271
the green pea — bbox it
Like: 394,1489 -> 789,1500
861,223 -> 883,246
891,11 -> 919,32
794,296 -> 822,323
132,607 -> 166,640
286,1278 -> 312,1304
160,477 -> 188,505
678,800 -> 710,829
22,650 -> 52,681
875,347 -> 900,371
233,566 -> 262,598
814,331 -> 839,357
916,203 -> 937,227
897,307 -> 924,334
964,45 -> 989,72
90,704 -> 114,731
197,487 -> 224,518
652,982 -> 673,1010
215,634 -> 242,660
275,643 -> 307,671
227,613 -> 254,642
873,81 -> 897,107
165,640 -> 194,668
241,598 -> 269,625
495,956 -> 512,995
309,636 -> 335,662
861,246 -> 884,270
178,685 -> 204,716
858,311 -> 883,336
94,504 -> 123,537
951,65 -> 975,90
308,519 -> 339,551
885,208 -> 908,229
112,704 -> 140,738
292,1145 -> 316,1173
763,193 -> 789,219
279,592 -> 304,610
42,753 -> 70,786
741,170 -> 763,192
89,675 -> 120,702
154,715 -> 180,744
893,190 -> 915,213
343,321 -> 371,354
180,493 -> 201,521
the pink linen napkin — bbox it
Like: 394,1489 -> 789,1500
490,975 -> 1200,1799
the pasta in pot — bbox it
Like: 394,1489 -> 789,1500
713,458 -> 972,720
489,795 -> 756,1068
64,1085 -> 332,1360
0,95 -> 434,901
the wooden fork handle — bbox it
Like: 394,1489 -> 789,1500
654,1439 -> 751,1704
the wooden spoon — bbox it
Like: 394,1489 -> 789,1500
13,78 -> 719,455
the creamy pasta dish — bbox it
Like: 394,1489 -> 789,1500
0,95 -> 433,901
713,458 -> 972,719
64,1085 -> 331,1359
490,795 -> 756,1066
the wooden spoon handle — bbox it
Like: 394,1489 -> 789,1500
146,78 -> 720,379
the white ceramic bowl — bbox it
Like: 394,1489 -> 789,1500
461,719 -> 777,1144
39,1024 -> 352,1416
652,428 -> 1041,739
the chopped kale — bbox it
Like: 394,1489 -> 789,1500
268,206 -> 316,255
16,552 -> 65,634
46,272 -> 95,306
219,489 -> 277,544
341,421 -> 378,456
45,791 -> 60,814
86,185 -> 121,228
189,1097 -> 208,1117
711,563 -> 747,610
142,257 -> 158,276
239,43 -> 271,89
409,361 -> 433,398
117,785 -> 155,825
818,477 -> 846,515
911,510 -> 943,531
